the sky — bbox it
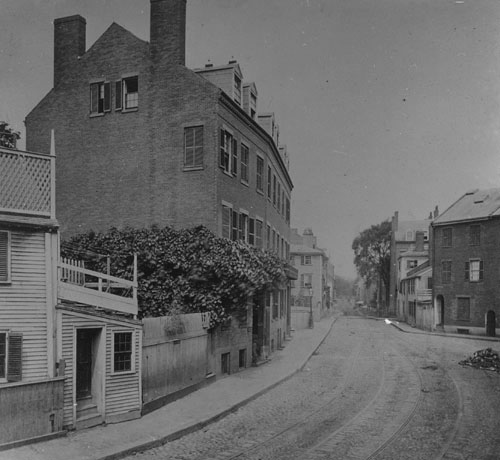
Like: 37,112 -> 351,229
2,0 -> 500,279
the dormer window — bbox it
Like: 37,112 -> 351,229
234,74 -> 242,106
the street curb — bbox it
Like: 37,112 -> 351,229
98,316 -> 339,460
389,321 -> 500,343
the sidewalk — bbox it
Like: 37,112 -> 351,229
0,316 -> 338,460
379,317 -> 500,343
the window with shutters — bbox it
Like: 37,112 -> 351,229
240,143 -> 249,183
256,156 -> 264,193
0,332 -> 22,382
184,126 -> 204,169
0,231 -> 10,283
232,211 -> 239,241
123,76 -> 138,110
465,259 -> 483,282
267,166 -> 272,200
90,81 -> 110,115
239,213 -> 248,242
248,218 -> 255,245
113,332 -> 133,373
221,204 -> 232,239
232,139 -> 238,176
220,129 -> 233,174
255,220 -> 263,248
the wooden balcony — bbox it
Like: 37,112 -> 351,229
416,289 -> 432,302
58,257 -> 138,317
0,146 -> 55,218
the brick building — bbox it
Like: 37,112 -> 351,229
289,228 -> 332,329
389,210 -> 434,317
26,0 -> 296,371
432,188 -> 500,337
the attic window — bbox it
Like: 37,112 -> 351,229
90,81 -> 110,115
123,76 -> 139,110
234,74 -> 242,106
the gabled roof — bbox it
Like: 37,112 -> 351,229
394,220 -> 430,241
83,22 -> 148,61
433,188 -> 500,225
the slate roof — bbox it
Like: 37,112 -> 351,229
433,188 -> 500,225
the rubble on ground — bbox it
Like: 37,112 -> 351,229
459,348 -> 500,372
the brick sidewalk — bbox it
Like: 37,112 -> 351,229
0,316 -> 338,460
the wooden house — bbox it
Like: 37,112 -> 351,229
0,140 -> 141,447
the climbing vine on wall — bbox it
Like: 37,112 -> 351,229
61,225 -> 287,327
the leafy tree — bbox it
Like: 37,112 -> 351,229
0,122 -> 20,149
351,220 -> 391,306
61,225 -> 287,327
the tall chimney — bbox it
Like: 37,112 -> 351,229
415,231 -> 425,252
150,0 -> 186,66
433,205 -> 439,219
54,15 -> 86,88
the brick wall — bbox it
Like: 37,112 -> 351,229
433,219 -> 500,328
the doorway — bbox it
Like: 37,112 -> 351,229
486,310 -> 496,337
75,328 -> 103,425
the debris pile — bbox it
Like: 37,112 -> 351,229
459,348 -> 500,372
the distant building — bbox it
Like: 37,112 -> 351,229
400,260 -> 432,330
432,188 -> 500,336
289,228 -> 332,329
389,209 -> 435,317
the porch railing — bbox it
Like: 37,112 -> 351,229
0,146 -> 55,218
58,255 -> 138,317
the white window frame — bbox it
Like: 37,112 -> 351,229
0,230 -> 11,284
469,259 -> 482,282
184,125 -> 204,169
112,330 -> 135,374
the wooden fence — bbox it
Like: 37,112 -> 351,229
0,377 -> 65,447
142,313 -> 212,414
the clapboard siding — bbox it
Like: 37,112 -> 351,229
59,310 -> 141,428
0,229 -> 49,381
105,325 -> 141,416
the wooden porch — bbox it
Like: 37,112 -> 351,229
58,257 -> 138,317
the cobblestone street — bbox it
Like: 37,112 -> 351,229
125,316 -> 500,460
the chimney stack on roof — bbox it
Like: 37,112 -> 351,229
433,205 -> 439,219
150,0 -> 186,66
54,15 -> 86,88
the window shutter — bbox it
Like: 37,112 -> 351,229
0,231 -> 8,282
232,139 -> 238,175
465,261 -> 469,281
194,126 -> 203,167
220,130 -> 225,168
479,260 -> 484,280
222,206 -> 231,238
249,218 -> 255,245
103,82 -> 111,112
232,211 -> 239,241
115,80 -> 122,110
90,83 -> 99,113
7,333 -> 22,382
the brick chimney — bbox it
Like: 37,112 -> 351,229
54,15 -> 86,88
150,0 -> 186,66
415,231 -> 425,252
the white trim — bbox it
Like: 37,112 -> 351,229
221,200 -> 233,209
221,124 -> 234,135
255,215 -> 264,223
111,330 -> 136,374
239,208 -> 249,215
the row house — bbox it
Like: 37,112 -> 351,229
25,0 -> 297,372
289,228 -> 332,329
432,188 -> 500,337
0,142 -> 141,446
400,260 -> 432,330
389,209 -> 435,317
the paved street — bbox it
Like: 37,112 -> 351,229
124,316 -> 500,460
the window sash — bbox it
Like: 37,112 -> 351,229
248,218 -> 255,245
114,332 -> 133,372
123,77 -> 138,109
184,126 -> 204,167
240,144 -> 249,182
220,130 -> 232,173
